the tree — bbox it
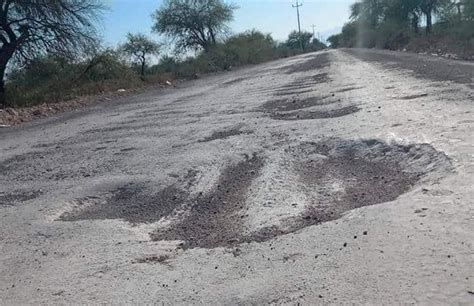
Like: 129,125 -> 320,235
327,34 -> 342,48
420,0 -> 448,34
121,33 -> 160,77
286,31 -> 313,50
152,0 -> 236,53
0,0 -> 104,107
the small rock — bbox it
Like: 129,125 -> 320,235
117,89 -> 126,92
343,242 -> 347,247
363,231 -> 368,235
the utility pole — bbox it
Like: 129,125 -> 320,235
292,1 -> 303,51
311,24 -> 316,40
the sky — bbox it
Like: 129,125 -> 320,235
101,0 -> 356,48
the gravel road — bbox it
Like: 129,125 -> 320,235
1,49 -> 473,304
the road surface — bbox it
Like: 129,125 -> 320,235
1,49 -> 473,304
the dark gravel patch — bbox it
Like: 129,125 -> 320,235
285,53 -> 331,74
0,189 -> 43,207
270,105 -> 360,120
343,48 -> 474,89
199,128 -> 252,143
151,154 -> 264,249
59,183 -> 187,224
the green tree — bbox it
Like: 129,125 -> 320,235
0,0 -> 104,107
121,33 -> 160,77
286,31 -> 313,50
420,0 -> 444,33
152,0 -> 236,53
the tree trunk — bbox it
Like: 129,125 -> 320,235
426,11 -> 432,34
412,13 -> 419,34
0,60 -> 9,108
0,44 -> 16,108
141,60 -> 145,77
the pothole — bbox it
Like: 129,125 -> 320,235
246,139 -> 453,243
312,72 -> 330,83
334,86 -> 364,93
274,88 -> 314,97
59,183 -> 187,224
150,154 -> 264,249
262,96 -> 335,113
57,140 -> 452,250
0,189 -> 43,207
270,105 -> 360,120
199,128 -> 252,143
285,53 -> 330,74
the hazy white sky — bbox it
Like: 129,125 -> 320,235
102,0 -> 355,46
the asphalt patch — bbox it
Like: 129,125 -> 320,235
151,154 -> 264,249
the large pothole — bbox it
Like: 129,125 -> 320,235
58,139 -> 452,250
248,139 -> 453,242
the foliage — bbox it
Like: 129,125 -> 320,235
152,0 -> 236,52
329,0 -> 473,57
120,33 -> 160,76
6,50 -> 141,107
0,0 -> 105,107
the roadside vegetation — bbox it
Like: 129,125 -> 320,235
327,0 -> 474,59
0,0 -> 325,109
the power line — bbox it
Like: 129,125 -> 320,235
292,0 -> 303,50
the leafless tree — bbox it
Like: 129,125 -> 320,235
0,0 -> 104,107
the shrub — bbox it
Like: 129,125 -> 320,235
6,50 -> 141,107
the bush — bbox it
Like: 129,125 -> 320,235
6,50 -> 141,107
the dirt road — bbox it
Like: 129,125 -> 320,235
1,49 -> 473,304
